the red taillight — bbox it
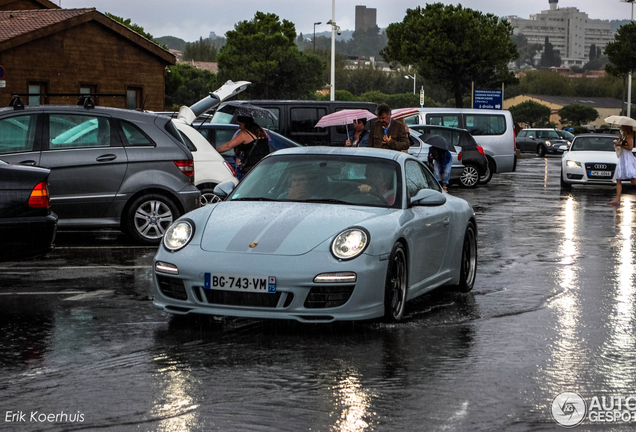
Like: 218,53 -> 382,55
476,145 -> 485,155
174,160 -> 195,178
223,161 -> 236,177
28,181 -> 50,208
457,151 -> 462,161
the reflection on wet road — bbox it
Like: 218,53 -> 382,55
2,156 -> 636,431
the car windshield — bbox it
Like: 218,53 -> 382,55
209,110 -> 234,124
229,154 -> 402,208
557,130 -> 574,140
570,137 -> 616,152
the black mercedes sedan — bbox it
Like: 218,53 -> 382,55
0,160 -> 57,262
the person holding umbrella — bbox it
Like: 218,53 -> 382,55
345,118 -> 369,147
216,115 -> 270,177
610,124 -> 636,205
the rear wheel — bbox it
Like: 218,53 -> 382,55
383,243 -> 408,322
459,164 -> 480,188
478,158 -> 494,185
126,194 -> 179,245
198,183 -> 222,206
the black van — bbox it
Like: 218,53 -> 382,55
210,100 -> 377,146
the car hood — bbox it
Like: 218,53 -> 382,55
199,201 -> 390,255
564,150 -> 618,163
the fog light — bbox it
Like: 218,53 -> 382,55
155,261 -> 179,275
314,272 -> 357,283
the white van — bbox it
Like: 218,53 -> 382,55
396,108 -> 517,183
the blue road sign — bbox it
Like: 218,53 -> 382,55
473,89 -> 502,110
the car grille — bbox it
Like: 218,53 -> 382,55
157,275 -> 188,301
194,286 -> 285,308
585,162 -> 616,179
304,285 -> 355,309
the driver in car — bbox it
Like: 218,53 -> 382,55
358,164 -> 395,205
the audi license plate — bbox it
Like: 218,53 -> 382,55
204,273 -> 277,293
589,170 -> 611,177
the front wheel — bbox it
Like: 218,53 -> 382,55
459,164 -> 480,188
536,145 -> 546,157
125,194 -> 179,245
383,243 -> 408,322
453,223 -> 477,293
199,184 -> 222,206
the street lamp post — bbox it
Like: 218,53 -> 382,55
405,73 -> 416,95
326,2 -> 340,102
313,22 -> 321,51
621,0 -> 635,117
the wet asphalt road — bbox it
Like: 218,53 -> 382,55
2,155 -> 636,431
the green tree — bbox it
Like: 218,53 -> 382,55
218,12 -> 324,99
165,63 -> 217,109
540,36 -> 561,67
558,104 -> 599,126
589,43 -> 597,61
605,22 -> 636,114
512,34 -> 542,69
105,13 -> 167,49
508,100 -> 551,127
183,37 -> 218,62
381,3 -> 518,107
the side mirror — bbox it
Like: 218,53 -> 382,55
213,181 -> 236,199
528,135 -> 534,140
410,189 -> 447,206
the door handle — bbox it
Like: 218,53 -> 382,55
443,216 -> 451,226
96,154 -> 117,162
19,160 -> 37,166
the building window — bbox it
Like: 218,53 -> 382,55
28,82 -> 47,106
126,87 -> 143,110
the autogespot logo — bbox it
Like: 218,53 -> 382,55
552,392 -> 586,427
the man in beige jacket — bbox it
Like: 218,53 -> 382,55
367,103 -> 410,151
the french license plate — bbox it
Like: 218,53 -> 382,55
204,273 -> 276,293
589,170 -> 611,177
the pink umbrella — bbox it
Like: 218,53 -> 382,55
391,107 -> 420,121
315,109 -> 377,131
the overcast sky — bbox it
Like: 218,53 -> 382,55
61,0 -> 630,42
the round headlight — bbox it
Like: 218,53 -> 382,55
163,220 -> 194,251
331,228 -> 369,260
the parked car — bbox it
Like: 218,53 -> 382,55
152,147 -> 477,323
0,160 -> 57,261
560,134 -> 621,190
0,98 -> 200,245
407,129 -> 463,184
410,124 -> 489,187
210,100 -> 377,146
394,107 -> 517,182
516,128 -> 569,156
192,123 -> 303,170
555,129 -> 575,143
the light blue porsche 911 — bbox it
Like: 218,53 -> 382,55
152,147 -> 477,323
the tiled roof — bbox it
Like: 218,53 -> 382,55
177,60 -> 218,73
0,8 -> 93,42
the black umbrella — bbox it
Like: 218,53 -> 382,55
219,101 -> 278,121
420,133 -> 455,153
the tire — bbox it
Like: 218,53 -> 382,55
199,185 -> 222,206
459,164 -> 480,188
126,193 -> 179,245
383,243 -> 408,322
477,158 -> 494,185
536,145 -> 546,157
454,223 -> 477,293
560,168 -> 572,191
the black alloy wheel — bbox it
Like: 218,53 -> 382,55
383,243 -> 408,322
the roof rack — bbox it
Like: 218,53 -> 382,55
9,93 -> 126,110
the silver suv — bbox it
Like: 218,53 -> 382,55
0,98 -> 201,245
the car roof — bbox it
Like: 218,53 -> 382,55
573,133 -> 617,139
409,124 -> 470,133
0,104 -> 162,122
271,146 -> 409,162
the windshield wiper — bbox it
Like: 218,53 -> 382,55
231,197 -> 277,201
295,198 -> 354,205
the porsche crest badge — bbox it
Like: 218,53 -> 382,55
249,242 -> 258,248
